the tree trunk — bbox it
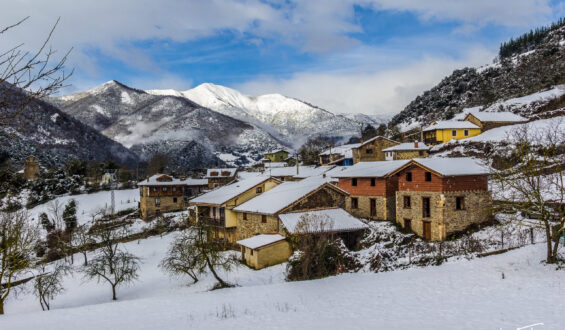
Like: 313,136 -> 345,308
112,284 -> 117,300
0,299 -> 4,315
205,257 -> 228,288
545,224 -> 554,263
83,253 -> 88,266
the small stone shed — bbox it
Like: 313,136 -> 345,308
237,234 -> 292,269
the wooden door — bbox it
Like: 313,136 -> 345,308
404,219 -> 411,232
370,199 -> 376,217
423,221 -> 431,241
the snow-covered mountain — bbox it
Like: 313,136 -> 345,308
55,81 -> 285,168
147,83 -> 360,146
338,112 -> 393,127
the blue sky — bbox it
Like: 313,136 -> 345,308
3,0 -> 565,114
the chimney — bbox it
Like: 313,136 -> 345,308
414,140 -> 419,148
323,173 -> 326,178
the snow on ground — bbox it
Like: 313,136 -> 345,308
27,189 -> 140,225
2,230 -> 564,329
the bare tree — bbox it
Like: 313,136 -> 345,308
83,226 -> 140,300
73,224 -> 94,266
33,261 -> 70,311
0,17 -> 72,125
493,121 -> 565,264
159,232 -> 201,284
0,210 -> 39,315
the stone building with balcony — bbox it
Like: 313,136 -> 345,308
205,168 -> 237,189
189,176 -> 281,244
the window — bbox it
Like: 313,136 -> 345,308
162,187 -> 168,192
464,129 -> 469,137
256,186 -> 263,194
352,178 -> 358,186
212,207 -> 216,218
370,178 -> 376,186
419,151 -> 425,156
172,187 -> 177,192
425,172 -> 432,182
140,189 -> 143,197
452,130 -> 457,137
261,215 -> 267,223
351,197 -> 359,209
250,249 -> 253,256
422,197 -> 431,218
243,213 -> 248,220
456,196 -> 465,210
406,172 -> 412,182
173,197 -> 177,203
403,196 -> 411,209
183,197 -> 188,202
366,149 -> 373,154
152,187 -> 157,192
155,197 -> 160,206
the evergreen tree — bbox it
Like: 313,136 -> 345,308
62,200 -> 77,234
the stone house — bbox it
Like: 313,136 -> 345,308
422,121 -> 481,145
232,177 -> 349,241
237,234 -> 292,269
382,141 -> 430,161
138,174 -> 208,219
352,136 -> 399,163
333,160 -> 411,221
205,168 -> 237,189
319,143 -> 360,166
190,176 -> 281,244
391,158 -> 492,241
23,156 -> 39,180
464,112 -> 527,131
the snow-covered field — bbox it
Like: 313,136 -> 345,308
2,231 -> 564,329
26,188 -> 140,225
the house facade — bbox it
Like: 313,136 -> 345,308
352,136 -> 399,163
237,234 -> 292,269
263,149 -> 289,162
190,177 -> 281,244
423,121 -> 481,145
319,143 -> 360,166
23,156 -> 39,180
391,158 -> 492,241
334,160 -> 410,221
205,168 -> 237,189
138,174 -> 208,219
464,112 -> 527,131
382,141 -> 430,161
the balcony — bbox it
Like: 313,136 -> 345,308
199,216 -> 226,227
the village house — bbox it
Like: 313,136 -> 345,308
352,136 -> 399,163
264,165 -> 334,182
423,121 -> 481,145
263,149 -> 289,163
391,158 -> 491,241
232,176 -> 349,241
138,174 -> 208,219
189,176 -> 281,244
205,168 -> 237,189
463,111 -> 528,131
333,160 -> 410,221
382,141 -> 430,161
23,156 -> 39,180
319,143 -> 360,166
237,234 -> 292,270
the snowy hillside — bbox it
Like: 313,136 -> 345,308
147,83 -> 360,147
56,81 -> 285,168
2,232 -> 564,329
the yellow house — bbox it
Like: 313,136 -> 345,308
189,176 -> 281,244
263,149 -> 289,162
237,234 -> 292,269
423,121 -> 481,145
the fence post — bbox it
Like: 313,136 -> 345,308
530,227 -> 534,244
501,231 -> 504,249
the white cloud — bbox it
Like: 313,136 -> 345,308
235,47 -> 495,115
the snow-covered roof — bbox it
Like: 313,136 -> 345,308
423,121 -> 480,132
331,160 -> 410,178
279,208 -> 368,234
382,142 -> 430,152
190,176 -> 276,205
320,143 -> 361,158
264,162 -> 287,168
408,158 -> 490,177
205,168 -> 237,178
233,176 -> 345,215
466,111 -> 528,123
356,136 -> 398,147
265,165 -> 334,179
264,149 -> 288,155
237,234 -> 286,249
138,174 -> 208,186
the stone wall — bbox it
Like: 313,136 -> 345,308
236,213 -> 282,240
283,186 -> 346,213
140,195 -> 185,219
345,195 -> 392,220
393,150 -> 429,160
353,137 -> 399,163
395,190 -> 492,241
24,156 -> 39,180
